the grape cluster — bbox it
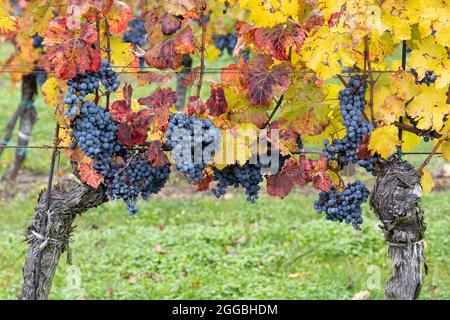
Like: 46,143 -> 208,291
212,161 -> 263,203
123,18 -> 146,47
314,180 -> 369,230
64,61 -> 120,117
166,114 -> 221,182
71,102 -> 122,174
105,152 -> 171,214
410,69 -> 437,86
32,34 -> 44,48
213,32 -> 237,55
323,75 -> 378,175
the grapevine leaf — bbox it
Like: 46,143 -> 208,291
206,85 -> 228,117
148,141 -> 170,167
144,27 -> 196,70
107,0 -> 133,35
66,147 -> 86,162
229,107 -> 269,129
0,7 -> 18,35
184,96 -> 206,116
117,110 -> 153,147
420,168 -> 435,194
43,17 -> 101,80
368,125 -> 400,159
136,72 -> 172,85
407,84 -> 449,131
79,161 -> 104,189
266,173 -> 294,199
312,172 -> 332,192
240,55 -> 291,106
110,100 -> 131,123
138,87 -> 177,116
238,21 -> 307,61
182,67 -> 199,88
41,77 -> 67,109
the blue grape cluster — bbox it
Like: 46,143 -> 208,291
166,114 -> 221,182
32,34 -> 44,48
314,180 -> 369,230
123,18 -> 146,46
213,32 -> 237,55
323,75 -> 378,175
71,102 -> 122,174
410,69 -> 437,86
212,161 -> 263,203
64,61 -> 120,117
105,152 -> 171,214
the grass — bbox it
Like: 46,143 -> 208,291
0,189 -> 448,300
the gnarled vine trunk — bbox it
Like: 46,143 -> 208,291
1,73 -> 38,181
20,180 -> 107,300
370,158 -> 426,300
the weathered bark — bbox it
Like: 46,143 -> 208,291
175,54 -> 193,111
370,158 -> 426,300
20,180 -> 108,300
1,73 -> 38,181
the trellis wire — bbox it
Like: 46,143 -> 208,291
0,144 -> 443,156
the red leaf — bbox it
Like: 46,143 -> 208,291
182,67 -> 199,87
285,157 -> 312,186
66,147 -> 86,162
266,173 -> 294,199
136,72 -> 171,84
138,87 -> 177,113
193,174 -> 212,192
253,24 -> 306,60
144,27 -> 195,69
312,156 -> 328,173
357,134 -> 371,160
206,85 -> 228,116
148,141 -> 170,167
117,110 -> 153,147
110,100 -> 131,123
220,64 -> 240,86
184,96 -> 206,116
240,55 -> 291,106
79,161 -> 103,188
107,0 -> 133,35
161,14 -> 182,35
43,17 -> 101,80
313,172 -> 332,192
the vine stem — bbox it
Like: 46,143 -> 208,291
364,36 -> 376,126
418,139 -> 443,173
33,122 -> 60,300
398,40 -> 408,153
263,95 -> 285,128
196,5 -> 207,98
95,14 -> 101,104
105,16 -> 112,111
394,121 -> 443,139
336,74 -> 347,87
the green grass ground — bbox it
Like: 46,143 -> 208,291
0,45 -> 448,300
0,190 -> 449,299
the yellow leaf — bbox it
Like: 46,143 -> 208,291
420,168 -> 435,194
401,130 -> 421,153
439,140 -> 450,161
0,7 -> 18,35
205,44 -> 221,62
390,70 -> 421,101
407,84 -> 448,131
41,77 -> 66,109
368,125 -> 400,159
108,37 -> 140,71
373,86 -> 405,124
